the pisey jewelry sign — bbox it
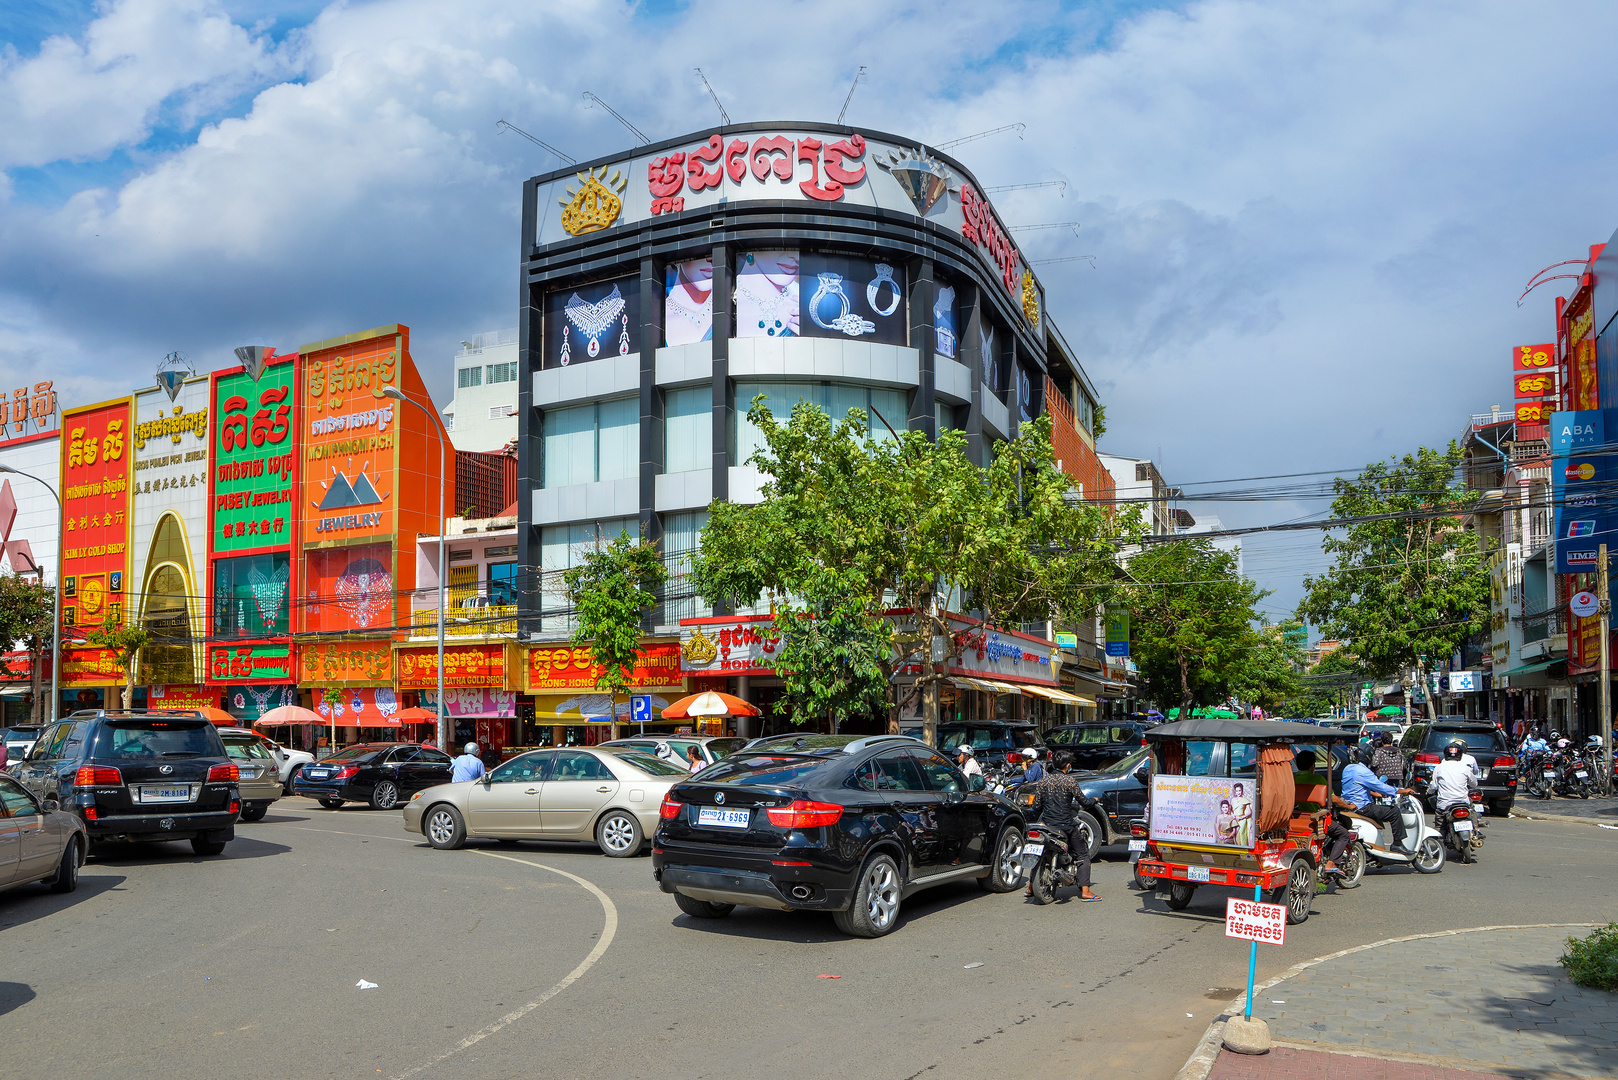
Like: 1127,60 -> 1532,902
211,361 -> 297,554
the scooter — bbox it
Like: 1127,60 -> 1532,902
1435,791 -> 1486,864
1345,793 -> 1445,873
1021,822 -> 1085,904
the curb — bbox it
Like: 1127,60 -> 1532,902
1170,922 -> 1598,1080
1510,808 -> 1618,828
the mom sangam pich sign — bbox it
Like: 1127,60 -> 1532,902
1149,775 -> 1257,850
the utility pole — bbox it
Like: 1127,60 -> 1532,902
1599,544 -> 1613,796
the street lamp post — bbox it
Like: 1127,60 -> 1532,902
381,387 -> 449,753
0,464 -> 62,724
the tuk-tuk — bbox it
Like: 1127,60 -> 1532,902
1134,717 -> 1356,924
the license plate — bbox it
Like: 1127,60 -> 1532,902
1545,770 -> 1557,778
1022,842 -> 1044,856
1128,839 -> 1147,852
1576,770 -> 1589,778
1187,866 -> 1211,883
695,806 -> 750,829
1454,822 -> 1472,833
306,769 -> 330,779
139,785 -> 191,804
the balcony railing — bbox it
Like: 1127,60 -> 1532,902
409,600 -> 517,638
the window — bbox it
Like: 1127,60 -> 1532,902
540,518 -> 637,631
448,565 -> 478,610
488,562 -> 519,606
734,382 -> 907,464
912,748 -> 963,793
223,737 -> 272,761
490,752 -> 551,783
665,387 -> 712,474
1135,463 -> 1151,482
542,399 -> 638,487
1229,743 -> 1258,777
486,361 -> 517,384
0,778 -> 38,818
663,510 -> 711,624
855,753 -> 925,792
550,751 -> 612,781
213,552 -> 290,637
417,748 -> 452,765
1184,741 -> 1220,776
457,366 -> 483,389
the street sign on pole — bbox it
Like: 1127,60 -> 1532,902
631,694 -> 653,734
1226,892 -> 1286,1022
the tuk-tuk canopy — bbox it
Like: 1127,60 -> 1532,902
1145,717 -> 1357,742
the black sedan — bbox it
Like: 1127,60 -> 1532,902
652,734 -> 1026,938
292,743 -> 454,810
1071,746 -> 1151,853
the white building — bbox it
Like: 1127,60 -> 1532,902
446,329 -> 520,452
1174,510 -> 1243,578
1099,453 -> 1175,535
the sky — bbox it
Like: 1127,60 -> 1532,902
4,0 -> 1618,622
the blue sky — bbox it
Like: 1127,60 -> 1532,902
4,0 -> 1618,621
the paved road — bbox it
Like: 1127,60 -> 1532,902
1,800 -> 1614,1080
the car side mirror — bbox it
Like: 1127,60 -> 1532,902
1134,767 -> 1150,785
42,797 -> 58,812
969,773 -> 986,793
481,775 -> 492,787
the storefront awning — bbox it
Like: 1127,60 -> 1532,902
1497,659 -> 1561,678
1023,685 -> 1095,706
0,686 -> 30,698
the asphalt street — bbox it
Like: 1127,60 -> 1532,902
1,801 -> 1615,1080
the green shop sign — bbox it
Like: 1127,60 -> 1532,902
208,642 -> 294,683
211,364 -> 296,554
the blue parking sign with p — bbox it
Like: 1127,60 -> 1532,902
631,695 -> 653,725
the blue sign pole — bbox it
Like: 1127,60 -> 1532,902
1244,882 -> 1260,1021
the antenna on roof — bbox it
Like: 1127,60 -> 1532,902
495,120 -> 576,165
1010,222 -> 1082,237
936,123 -> 1024,151
837,66 -> 867,125
986,181 -> 1066,197
1030,255 -> 1097,268
582,92 -> 649,145
694,68 -> 730,125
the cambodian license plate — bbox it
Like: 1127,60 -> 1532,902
306,769 -> 330,780
1128,839 -> 1147,852
1021,842 -> 1044,856
139,785 -> 191,804
695,806 -> 750,829
1454,821 -> 1472,833
1545,770 -> 1557,778
1187,865 -> 1211,883
1576,770 -> 1589,779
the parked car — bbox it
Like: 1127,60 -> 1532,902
652,734 -> 1026,937
0,772 -> 88,894
292,742 -> 454,809
403,747 -> 689,857
936,721 -> 1042,766
1359,722 -> 1403,744
258,736 -> 314,792
10,711 -> 240,856
2,725 -> 44,763
1071,746 -> 1152,853
1043,722 -> 1149,770
597,735 -> 747,769
1401,721 -> 1518,816
218,729 -> 283,821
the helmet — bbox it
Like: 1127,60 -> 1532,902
1023,748 -> 1040,760
1550,731 -> 1562,741
1356,744 -> 1375,766
463,742 -> 479,755
1556,738 -> 1572,749
1588,735 -> 1604,747
1370,733 -> 1388,748
956,744 -> 975,757
654,741 -> 672,758
1443,742 -> 1464,760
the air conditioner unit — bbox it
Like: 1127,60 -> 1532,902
489,405 -> 516,419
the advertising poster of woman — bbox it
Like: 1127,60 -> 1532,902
934,282 -> 958,359
735,251 -> 800,338
664,257 -> 714,345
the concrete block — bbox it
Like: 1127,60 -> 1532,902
1221,1016 -> 1271,1055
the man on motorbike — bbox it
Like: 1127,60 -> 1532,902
1342,746 -> 1417,855
1021,748 -> 1045,785
1432,741 -> 1479,813
1522,730 -> 1549,755
1026,750 -> 1099,902
954,744 -> 983,781
1294,750 -> 1358,876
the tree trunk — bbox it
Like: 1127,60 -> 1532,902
1178,652 -> 1194,717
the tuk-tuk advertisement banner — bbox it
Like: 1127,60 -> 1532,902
1150,775 -> 1255,849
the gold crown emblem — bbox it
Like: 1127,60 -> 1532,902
1021,269 -> 1040,328
560,166 -> 627,236
682,625 -> 718,666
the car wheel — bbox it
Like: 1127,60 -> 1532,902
1488,799 -> 1511,818
832,852 -> 903,938
595,810 -> 643,858
1132,862 -> 1151,891
1165,882 -> 1196,910
1029,860 -> 1057,905
1073,811 -> 1103,861
674,893 -> 734,919
370,781 -> 400,810
319,797 -> 343,810
283,764 -> 304,795
979,825 -> 1025,892
239,805 -> 267,823
50,837 -> 81,894
1270,860 -> 1314,924
191,837 -> 226,856
425,805 -> 466,850
1411,835 -> 1445,874
1337,839 -> 1366,889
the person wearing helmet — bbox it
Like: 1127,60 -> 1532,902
954,743 -> 982,781
1431,741 -> 1478,812
451,741 -> 487,783
1342,745 -> 1416,854
1022,747 -> 1045,785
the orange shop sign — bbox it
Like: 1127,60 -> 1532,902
396,644 -> 511,689
301,333 -> 400,544
299,640 -> 392,686
1516,401 -> 1553,424
60,646 -> 124,688
59,398 -> 133,637
1513,371 -> 1554,399
524,641 -> 683,693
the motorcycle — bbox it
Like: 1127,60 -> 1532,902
1553,749 -> 1593,799
1345,793 -> 1445,873
1522,750 -> 1555,799
1435,791 -> 1486,864
1022,822 -> 1087,904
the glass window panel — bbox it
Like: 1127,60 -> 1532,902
663,509 -> 712,624
486,361 -> 517,384
540,518 -> 637,632
457,366 -> 482,389
542,404 -> 595,488
488,562 -> 518,606
869,388 -> 907,444
596,397 -> 639,483
734,381 -> 816,463
664,388 -> 712,474
212,552 -> 290,637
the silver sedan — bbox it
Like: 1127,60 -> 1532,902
0,774 -> 86,896
402,747 -> 689,857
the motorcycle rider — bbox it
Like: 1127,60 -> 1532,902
954,743 -> 983,782
1025,749 -> 1100,902
1022,748 -> 1045,785
1432,741 -> 1479,815
1522,730 -> 1549,755
1369,733 -> 1405,784
1342,745 -> 1417,855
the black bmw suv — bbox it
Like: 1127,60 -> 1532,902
11,711 -> 240,855
653,734 -> 1026,938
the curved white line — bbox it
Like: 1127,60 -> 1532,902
390,852 -> 618,1080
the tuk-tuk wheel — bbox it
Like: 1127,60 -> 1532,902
1165,882 -> 1196,910
1269,859 -> 1314,924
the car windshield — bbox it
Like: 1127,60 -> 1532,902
705,738 -> 746,758
939,727 -> 1038,752
748,734 -> 863,751
697,754 -> 830,786
100,720 -> 219,758
1095,747 -> 1150,776
602,750 -> 689,777
1429,728 -> 1507,753
221,736 -> 272,760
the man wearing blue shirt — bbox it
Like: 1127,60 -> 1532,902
1522,732 -> 1549,754
1342,748 -> 1415,854
451,742 -> 487,783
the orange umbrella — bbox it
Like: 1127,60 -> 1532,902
391,707 -> 439,724
196,706 -> 236,727
660,691 -> 760,719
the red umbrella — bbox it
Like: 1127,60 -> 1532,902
391,707 -> 439,724
660,691 -> 760,719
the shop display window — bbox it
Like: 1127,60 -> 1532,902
213,552 -> 290,637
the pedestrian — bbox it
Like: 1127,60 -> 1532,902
685,745 -> 705,772
451,741 -> 487,782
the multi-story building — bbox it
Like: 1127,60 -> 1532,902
1172,509 -> 1243,578
515,121 -> 1112,737
446,328 -> 520,452
1100,454 -> 1175,536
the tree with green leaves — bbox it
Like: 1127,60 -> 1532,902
1298,445 -> 1487,706
1125,539 -> 1269,715
693,398 -> 1132,741
0,571 -> 55,722
85,611 -> 150,710
562,531 -> 667,737
1284,647 -> 1366,718
1232,621 -> 1306,713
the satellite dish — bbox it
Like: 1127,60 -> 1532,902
235,345 -> 273,381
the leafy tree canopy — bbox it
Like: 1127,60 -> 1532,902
562,532 -> 668,723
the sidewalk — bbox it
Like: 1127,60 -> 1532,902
1180,925 -> 1618,1080
1511,795 -> 1618,825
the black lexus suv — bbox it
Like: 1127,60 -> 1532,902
653,734 -> 1026,938
11,711 -> 240,855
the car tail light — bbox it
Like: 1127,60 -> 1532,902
206,763 -> 239,783
84,806 -> 97,820
659,793 -> 682,820
331,766 -> 359,781
1415,752 -> 1440,764
228,800 -> 240,814
74,765 -> 122,787
765,800 -> 844,828
1493,756 -> 1514,768
1470,791 -> 1483,802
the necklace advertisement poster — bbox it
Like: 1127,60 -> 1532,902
735,250 -> 907,347
664,258 -> 714,346
543,274 -> 641,370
